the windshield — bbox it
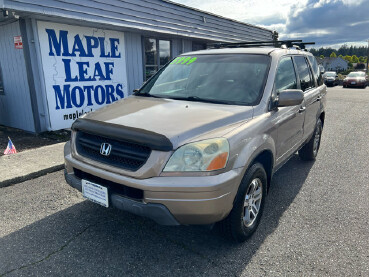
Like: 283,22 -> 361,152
324,72 -> 336,77
347,72 -> 365,77
138,54 -> 271,105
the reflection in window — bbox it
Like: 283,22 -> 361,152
294,56 -> 314,92
275,57 -> 297,93
159,40 -> 170,67
144,38 -> 171,80
0,64 -> 4,95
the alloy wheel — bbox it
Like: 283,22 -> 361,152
243,178 -> 263,227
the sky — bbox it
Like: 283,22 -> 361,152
172,0 -> 369,48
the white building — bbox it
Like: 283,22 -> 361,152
317,57 -> 348,72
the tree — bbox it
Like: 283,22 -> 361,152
319,55 -> 325,59
344,55 -> 352,63
330,52 -> 337,58
359,56 -> 365,63
351,55 -> 359,63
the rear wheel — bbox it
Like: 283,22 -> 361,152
299,118 -> 323,161
218,163 -> 267,242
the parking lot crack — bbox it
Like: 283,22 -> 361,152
0,223 -> 96,276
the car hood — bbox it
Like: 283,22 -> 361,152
345,77 -> 365,80
82,96 -> 254,148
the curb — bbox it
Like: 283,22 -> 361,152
0,164 -> 64,188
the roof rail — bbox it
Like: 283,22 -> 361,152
208,40 -> 315,50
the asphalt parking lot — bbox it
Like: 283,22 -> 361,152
1,86 -> 368,276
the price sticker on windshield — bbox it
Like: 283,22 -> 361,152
171,56 -> 197,65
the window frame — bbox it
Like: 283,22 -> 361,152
143,37 -> 172,81
0,62 -> 4,95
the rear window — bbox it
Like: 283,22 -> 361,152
140,54 -> 271,106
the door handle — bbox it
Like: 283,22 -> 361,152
299,106 -> 306,113
316,96 -> 322,101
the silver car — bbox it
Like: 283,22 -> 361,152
64,46 -> 327,242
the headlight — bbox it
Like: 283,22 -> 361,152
163,138 -> 229,172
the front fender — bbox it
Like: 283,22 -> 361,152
231,134 -> 276,170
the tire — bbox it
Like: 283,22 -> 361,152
299,118 -> 323,161
218,163 -> 267,242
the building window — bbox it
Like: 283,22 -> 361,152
144,38 -> 171,80
0,64 -> 4,95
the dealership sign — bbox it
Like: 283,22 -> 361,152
37,21 -> 128,130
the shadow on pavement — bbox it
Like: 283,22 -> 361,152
0,155 -> 314,276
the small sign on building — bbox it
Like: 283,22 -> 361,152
14,36 -> 23,49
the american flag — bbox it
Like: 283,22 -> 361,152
4,137 -> 17,155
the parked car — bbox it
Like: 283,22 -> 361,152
64,46 -> 327,242
323,71 -> 339,86
343,71 -> 368,88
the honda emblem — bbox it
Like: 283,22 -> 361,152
100,143 -> 112,156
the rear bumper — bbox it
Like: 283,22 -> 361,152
64,142 -> 243,225
324,80 -> 336,85
343,82 -> 366,87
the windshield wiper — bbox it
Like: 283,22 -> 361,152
134,92 -> 163,98
168,96 -> 231,105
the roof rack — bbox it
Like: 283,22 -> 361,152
208,40 -> 315,50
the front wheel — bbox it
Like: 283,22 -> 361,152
299,118 -> 323,161
218,163 -> 267,242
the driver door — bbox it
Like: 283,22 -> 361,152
273,56 -> 305,163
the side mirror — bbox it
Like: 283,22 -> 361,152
277,89 -> 304,107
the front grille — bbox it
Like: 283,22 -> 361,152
74,168 -> 143,201
75,131 -> 151,171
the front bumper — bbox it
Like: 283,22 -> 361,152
64,142 -> 243,225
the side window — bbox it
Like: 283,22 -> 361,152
275,57 -> 297,93
307,55 -> 323,86
294,56 -> 314,92
0,63 -> 4,95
